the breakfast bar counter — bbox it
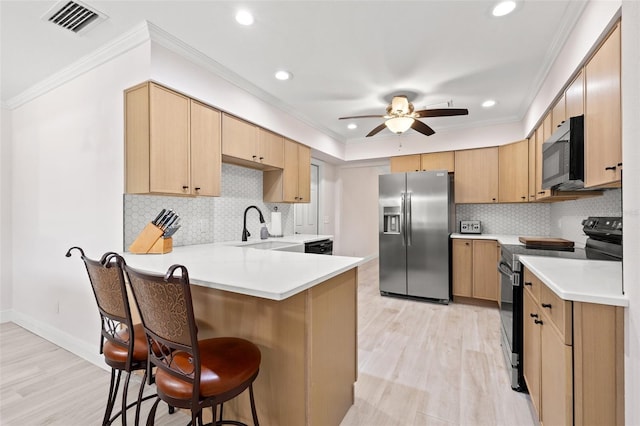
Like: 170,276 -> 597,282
122,244 -> 364,426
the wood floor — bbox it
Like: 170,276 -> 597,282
0,259 -> 536,425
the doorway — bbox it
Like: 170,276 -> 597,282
295,163 -> 319,234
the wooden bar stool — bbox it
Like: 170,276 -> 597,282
66,247 -> 154,425
123,262 -> 261,426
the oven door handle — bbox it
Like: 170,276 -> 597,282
497,260 -> 513,278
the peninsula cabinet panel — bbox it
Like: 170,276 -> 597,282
498,139 -> 529,203
585,23 -> 622,188
390,154 -> 421,173
190,100 -> 221,197
421,151 -> 455,173
454,147 -> 498,204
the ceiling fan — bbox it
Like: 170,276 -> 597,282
339,95 -> 469,137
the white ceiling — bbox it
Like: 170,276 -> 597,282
0,0 -> 586,142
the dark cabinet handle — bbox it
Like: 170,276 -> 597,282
538,191 -> 546,194
530,313 -> 538,318
541,303 -> 552,309
259,157 -> 264,160
605,166 -> 617,171
534,319 -> 544,325
252,155 -> 257,159
524,281 -> 532,286
182,185 -> 189,190
492,198 -> 496,202
521,196 -> 526,200
617,163 -> 623,167
195,187 -> 201,191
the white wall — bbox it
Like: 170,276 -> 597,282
621,1 -> 640,423
5,42 -> 151,365
334,163 -> 388,258
0,106 -> 12,317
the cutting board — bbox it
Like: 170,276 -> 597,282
519,237 -> 574,248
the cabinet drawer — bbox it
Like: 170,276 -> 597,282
540,284 -> 572,345
523,268 -> 541,302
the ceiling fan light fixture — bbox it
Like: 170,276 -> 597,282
391,96 -> 410,114
385,117 -> 415,134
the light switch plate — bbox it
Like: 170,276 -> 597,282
460,220 -> 482,234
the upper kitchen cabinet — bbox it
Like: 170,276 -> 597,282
454,147 -> 498,204
221,114 -> 284,170
125,82 -> 221,197
390,152 -> 454,173
498,140 -> 529,203
551,95 -> 566,131
263,139 -> 311,203
565,70 -> 584,119
585,23 -> 622,188
535,122 -> 552,201
528,137 -> 537,202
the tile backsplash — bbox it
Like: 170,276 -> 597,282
456,203 -> 551,235
124,164 -> 293,250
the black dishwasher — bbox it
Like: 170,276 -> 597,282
304,239 -> 333,255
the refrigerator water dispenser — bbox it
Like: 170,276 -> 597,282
383,207 -> 401,234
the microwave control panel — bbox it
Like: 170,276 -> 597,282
460,220 -> 482,234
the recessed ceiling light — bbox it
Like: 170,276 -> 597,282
347,123 -> 358,130
275,70 -> 292,81
492,1 -> 516,17
235,10 -> 254,26
482,99 -> 497,108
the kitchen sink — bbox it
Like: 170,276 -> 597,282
233,241 -> 304,252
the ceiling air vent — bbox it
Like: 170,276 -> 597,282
42,1 -> 106,34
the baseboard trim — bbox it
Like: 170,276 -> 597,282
7,311 -> 108,372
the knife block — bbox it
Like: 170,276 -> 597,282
129,223 -> 173,254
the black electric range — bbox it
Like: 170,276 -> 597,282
498,216 -> 622,391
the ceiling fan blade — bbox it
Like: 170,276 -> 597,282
411,120 -> 436,136
366,123 -> 388,137
415,108 -> 469,118
338,114 -> 385,120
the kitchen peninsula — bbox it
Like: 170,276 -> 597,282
121,243 -> 363,426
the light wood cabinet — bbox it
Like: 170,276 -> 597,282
498,139 -> 529,203
222,114 -> 284,170
263,139 -> 311,203
527,137 -> 537,202
534,124 -> 551,201
390,155 -> 421,173
565,70 -> 584,119
390,152 -> 454,173
522,267 -> 624,426
551,96 -> 566,131
452,239 -> 473,297
452,239 -> 498,302
585,23 -> 622,188
125,82 -> 221,197
454,147 -> 499,204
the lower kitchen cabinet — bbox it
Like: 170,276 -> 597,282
452,239 -> 499,302
522,267 -> 624,426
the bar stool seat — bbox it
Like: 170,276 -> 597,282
103,323 -> 149,366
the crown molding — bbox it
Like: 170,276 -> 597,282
4,21 -> 150,110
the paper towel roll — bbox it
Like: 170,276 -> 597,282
271,212 -> 282,237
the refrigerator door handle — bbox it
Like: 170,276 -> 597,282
407,192 -> 412,246
401,192 -> 406,246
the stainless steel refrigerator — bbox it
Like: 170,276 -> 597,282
379,171 -> 453,302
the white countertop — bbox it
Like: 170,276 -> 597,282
450,233 -> 533,246
519,256 -> 627,307
121,240 -> 362,301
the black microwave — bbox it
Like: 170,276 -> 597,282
542,115 -> 584,190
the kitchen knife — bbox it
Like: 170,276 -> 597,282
163,225 -> 181,238
164,214 -> 179,230
158,210 -> 174,229
152,209 -> 166,225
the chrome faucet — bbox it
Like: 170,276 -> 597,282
242,206 -> 266,241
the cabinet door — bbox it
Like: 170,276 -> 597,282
297,144 -> 311,202
258,129 -> 284,169
585,23 -> 622,188
420,152 -> 455,172
551,96 -> 566,131
190,100 -> 221,197
540,319 -> 573,426
498,140 -> 529,203
282,138 -> 300,202
565,70 -> 584,119
454,147 -> 499,204
222,113 -> 258,162
534,125 -> 551,200
528,137 -> 536,202
472,240 -> 498,301
452,239 -> 473,297
523,290 -> 542,419
149,84 -> 190,195
390,155 -> 421,173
